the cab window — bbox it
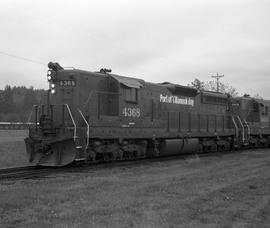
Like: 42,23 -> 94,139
124,87 -> 138,103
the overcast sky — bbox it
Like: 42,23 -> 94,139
0,0 -> 269,98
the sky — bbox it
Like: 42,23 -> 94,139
0,0 -> 270,98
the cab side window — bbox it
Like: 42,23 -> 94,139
124,87 -> 138,103
262,105 -> 268,115
253,102 -> 259,112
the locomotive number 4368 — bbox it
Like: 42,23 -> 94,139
122,107 -> 141,118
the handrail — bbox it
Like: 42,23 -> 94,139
243,119 -> 250,138
231,115 -> 239,140
65,104 -> 77,141
83,91 -> 93,107
237,116 -> 245,142
27,105 -> 37,123
28,104 -> 77,141
78,109 -> 90,150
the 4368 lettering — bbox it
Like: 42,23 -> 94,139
122,107 -> 141,118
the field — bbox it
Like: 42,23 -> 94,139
0,130 -> 28,168
0,131 -> 270,228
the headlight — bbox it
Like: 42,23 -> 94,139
51,89 -> 56,94
47,70 -> 57,82
51,84 -> 56,88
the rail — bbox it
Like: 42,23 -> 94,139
231,116 -> 239,140
27,104 -> 82,142
0,166 -> 50,180
78,109 -> 90,150
28,104 -> 47,127
243,119 -> 250,138
237,116 -> 245,142
27,105 -> 36,123
65,104 -> 77,141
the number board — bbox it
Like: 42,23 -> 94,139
59,80 -> 76,87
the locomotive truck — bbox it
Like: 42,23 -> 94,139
24,62 -> 270,166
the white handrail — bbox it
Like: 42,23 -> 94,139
78,109 -> 90,150
231,115 -> 239,139
237,116 -> 245,141
27,105 -> 37,123
243,119 -> 250,138
65,104 -> 77,141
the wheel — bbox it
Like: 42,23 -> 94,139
88,150 -> 96,162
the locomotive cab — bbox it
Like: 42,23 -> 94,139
95,71 -> 144,124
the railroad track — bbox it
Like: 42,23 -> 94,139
0,149 -> 253,181
0,166 -> 56,180
0,156 -> 195,180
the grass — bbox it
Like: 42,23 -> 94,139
185,154 -> 201,165
0,129 -> 269,227
0,130 -> 29,168
1,149 -> 270,227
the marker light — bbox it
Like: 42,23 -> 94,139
51,84 -> 56,88
47,75 -> 52,81
51,89 -> 56,94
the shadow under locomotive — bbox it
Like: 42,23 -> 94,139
25,62 -> 270,166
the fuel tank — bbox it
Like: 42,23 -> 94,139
160,138 -> 199,156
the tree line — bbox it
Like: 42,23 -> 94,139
0,85 -> 46,122
189,78 -> 238,97
188,78 -> 263,99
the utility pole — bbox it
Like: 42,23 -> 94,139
212,73 -> 224,92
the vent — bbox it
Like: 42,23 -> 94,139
202,91 -> 228,105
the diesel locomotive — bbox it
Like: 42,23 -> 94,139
24,62 -> 270,166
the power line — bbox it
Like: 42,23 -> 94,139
0,51 -> 47,66
212,73 -> 224,92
